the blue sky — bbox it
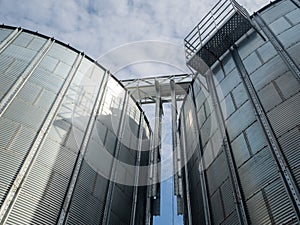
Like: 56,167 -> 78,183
0,0 -> 270,60
0,0 -> 271,224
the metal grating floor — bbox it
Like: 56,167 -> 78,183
187,12 -> 253,71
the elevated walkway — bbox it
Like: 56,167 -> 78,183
121,73 -> 192,104
185,0 -> 253,70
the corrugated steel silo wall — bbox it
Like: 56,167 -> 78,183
0,26 -> 151,225
180,0 -> 300,224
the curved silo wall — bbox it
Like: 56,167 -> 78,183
0,26 -> 151,225
179,0 -> 300,224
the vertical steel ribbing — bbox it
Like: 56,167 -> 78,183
180,111 -> 193,225
102,92 -> 129,225
206,71 -> 249,225
0,27 -> 22,54
0,52 -> 83,224
191,83 -> 212,225
130,114 -> 144,225
254,13 -> 300,83
0,38 -> 54,117
58,69 -> 109,224
231,46 -> 300,222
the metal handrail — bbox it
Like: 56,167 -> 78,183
184,0 -> 249,60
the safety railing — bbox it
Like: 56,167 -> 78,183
184,0 -> 250,61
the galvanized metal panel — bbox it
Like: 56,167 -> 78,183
76,160 -> 97,193
269,17 -> 292,35
264,178 -> 297,224
0,152 -> 24,205
67,185 -> 104,225
278,23 -> 300,49
216,68 -> 241,99
278,126 -> 300,188
210,189 -> 224,224
257,82 -> 283,112
220,93 -> 236,120
231,83 -> 248,109
225,100 -> 256,140
267,91 -> 300,137
221,178 -> 235,217
47,43 -> 77,66
7,162 -> 69,224
3,98 -> 47,130
247,191 -> 271,225
239,147 -> 278,199
4,43 -> 37,62
275,71 -> 300,99
243,51 -> 262,75
249,55 -> 289,92
0,28 -> 12,44
93,174 -> 109,202
0,117 -> 20,149
206,151 -> 229,195
221,210 -> 240,225
231,133 -> 250,168
278,126 -> 300,169
111,184 -> 133,224
30,67 -> 65,93
17,81 -> 42,104
256,41 -> 277,63
286,8 -> 300,25
36,138 -> 77,178
260,0 -> 297,24
245,121 -> 268,155
0,56 -> 27,98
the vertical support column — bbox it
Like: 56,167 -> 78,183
0,53 -> 84,224
58,69 -> 109,224
102,92 -> 129,225
231,46 -> 300,222
206,70 -> 249,225
170,79 -> 184,214
145,130 -> 153,225
130,113 -> 144,225
253,13 -> 300,82
191,84 -> 212,225
180,112 -> 193,225
151,80 -> 162,198
170,79 -> 179,196
147,80 -> 162,217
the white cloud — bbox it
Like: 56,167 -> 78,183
1,0 -> 271,63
